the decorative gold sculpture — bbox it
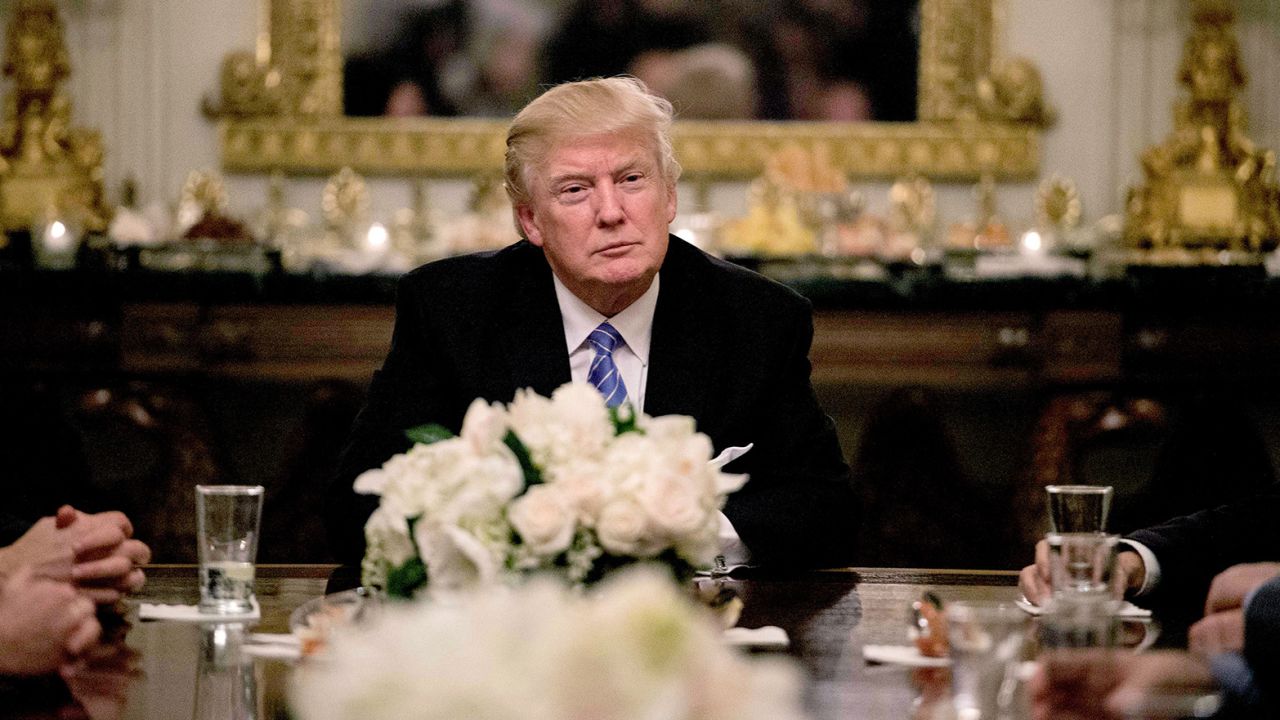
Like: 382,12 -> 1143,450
1124,0 -> 1279,261
321,166 -> 371,239
946,174 -> 1011,251
1036,175 -> 1082,231
176,169 -> 251,243
217,0 -> 1043,180
0,0 -> 108,232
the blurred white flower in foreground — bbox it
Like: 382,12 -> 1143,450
290,567 -> 809,720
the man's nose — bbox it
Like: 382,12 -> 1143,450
594,182 -> 625,226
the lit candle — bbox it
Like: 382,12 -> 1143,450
1020,229 -> 1043,254
364,222 -> 389,253
44,220 -> 72,253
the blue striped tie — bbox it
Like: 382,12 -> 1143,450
587,322 -> 629,408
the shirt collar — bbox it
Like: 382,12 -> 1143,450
552,273 -> 659,364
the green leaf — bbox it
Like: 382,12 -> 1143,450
610,403 -> 644,436
405,424 -> 455,445
385,514 -> 428,599
504,430 -> 544,488
386,556 -> 427,599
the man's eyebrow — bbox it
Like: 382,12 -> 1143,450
545,155 -> 651,187
545,170 -> 590,190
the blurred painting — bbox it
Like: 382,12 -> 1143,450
343,0 -> 919,121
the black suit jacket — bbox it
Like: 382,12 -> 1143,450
326,237 -> 858,566
1127,482 -> 1280,618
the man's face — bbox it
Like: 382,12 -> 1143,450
516,131 -> 676,315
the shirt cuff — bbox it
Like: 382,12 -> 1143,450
1118,539 -> 1161,597
717,512 -> 752,568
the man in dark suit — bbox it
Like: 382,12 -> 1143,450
1020,483 -> 1280,622
326,76 -> 858,569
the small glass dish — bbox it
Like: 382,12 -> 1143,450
288,587 -> 377,656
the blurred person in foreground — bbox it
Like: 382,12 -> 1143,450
326,76 -> 858,573
1031,563 -> 1280,719
0,504 -> 150,676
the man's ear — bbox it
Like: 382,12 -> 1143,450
516,204 -> 543,247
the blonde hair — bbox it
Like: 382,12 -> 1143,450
504,76 -> 681,208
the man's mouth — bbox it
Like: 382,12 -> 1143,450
596,241 -> 639,257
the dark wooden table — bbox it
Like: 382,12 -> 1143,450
5,564 -> 1024,720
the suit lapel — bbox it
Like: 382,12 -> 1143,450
500,244 -> 572,397
645,238 -> 715,421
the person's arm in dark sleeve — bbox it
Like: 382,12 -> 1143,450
1127,483 -> 1280,618
723,299 -> 858,568
324,274 -> 458,565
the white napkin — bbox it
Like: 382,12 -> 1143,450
1015,596 -> 1152,618
242,633 -> 302,661
724,625 -> 788,649
862,644 -> 950,667
138,598 -> 261,623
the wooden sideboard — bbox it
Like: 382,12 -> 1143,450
6,265 -> 1280,567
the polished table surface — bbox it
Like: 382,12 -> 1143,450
5,564 -> 1024,720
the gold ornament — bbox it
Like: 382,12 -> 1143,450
0,0 -> 109,232
1123,0 -> 1279,261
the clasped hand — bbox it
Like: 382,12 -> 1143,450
0,505 -> 151,604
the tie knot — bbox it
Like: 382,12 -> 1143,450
589,322 -> 623,354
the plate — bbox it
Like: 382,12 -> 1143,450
862,644 -> 950,667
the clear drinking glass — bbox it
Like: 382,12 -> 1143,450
196,485 -> 264,614
946,601 -> 1028,720
1046,485 -> 1113,533
1037,592 -> 1120,650
1046,532 -> 1121,599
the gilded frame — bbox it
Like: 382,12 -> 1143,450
216,0 -> 1043,179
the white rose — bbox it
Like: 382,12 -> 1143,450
460,398 -> 509,453
640,414 -> 698,444
637,473 -> 709,540
508,485 -> 575,557
551,460 -> 608,524
597,498 -> 660,558
352,466 -> 390,496
511,383 -> 613,468
436,449 -> 524,523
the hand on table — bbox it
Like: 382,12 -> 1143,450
0,565 -> 101,675
1187,562 -> 1280,657
1018,539 -> 1146,606
0,506 -> 151,604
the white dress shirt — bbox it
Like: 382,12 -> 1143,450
1118,539 -> 1162,596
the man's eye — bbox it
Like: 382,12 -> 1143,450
622,174 -> 643,184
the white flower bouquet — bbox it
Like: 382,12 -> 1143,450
290,567 -> 809,720
355,382 -> 747,596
